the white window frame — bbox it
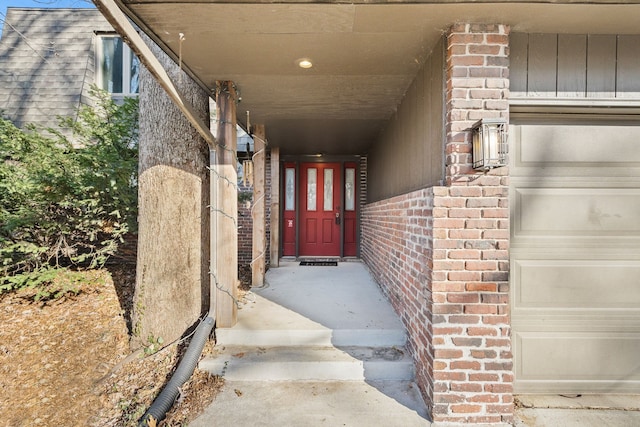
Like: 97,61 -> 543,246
96,34 -> 139,97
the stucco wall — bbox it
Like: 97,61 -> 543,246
366,37 -> 445,203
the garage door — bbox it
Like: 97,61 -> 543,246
510,119 -> 640,394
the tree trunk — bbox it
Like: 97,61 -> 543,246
132,33 -> 210,348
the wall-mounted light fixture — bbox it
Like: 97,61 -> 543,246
472,118 -> 507,171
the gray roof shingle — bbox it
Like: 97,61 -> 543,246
0,8 -> 114,129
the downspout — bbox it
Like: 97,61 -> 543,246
138,316 -> 215,427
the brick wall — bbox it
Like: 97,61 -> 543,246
237,150 -> 272,268
430,182 -> 511,424
265,150 -> 272,266
238,182 -> 253,265
361,188 -> 435,408
444,23 -> 510,182
357,155 -> 368,257
361,23 -> 512,424
431,23 -> 512,424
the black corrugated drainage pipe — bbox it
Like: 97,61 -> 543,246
138,316 -> 215,427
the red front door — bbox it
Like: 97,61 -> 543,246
299,163 -> 341,257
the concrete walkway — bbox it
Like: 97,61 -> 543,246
193,260 -> 431,426
514,395 -> 640,427
192,260 -> 640,427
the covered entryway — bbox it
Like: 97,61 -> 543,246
283,161 -> 359,258
510,116 -> 640,393
92,0 -> 640,421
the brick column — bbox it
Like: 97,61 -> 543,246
430,24 -> 512,425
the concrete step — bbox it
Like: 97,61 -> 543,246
199,345 -> 415,381
189,380 -> 431,427
215,327 -> 407,347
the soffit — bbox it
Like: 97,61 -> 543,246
118,1 -> 640,154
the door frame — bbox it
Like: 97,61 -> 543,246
280,155 -> 362,259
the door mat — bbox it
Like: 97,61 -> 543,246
299,260 -> 338,266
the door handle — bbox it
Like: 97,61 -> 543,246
335,211 -> 341,225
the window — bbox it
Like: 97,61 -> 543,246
96,35 -> 139,96
345,167 -> 355,211
285,168 -> 295,211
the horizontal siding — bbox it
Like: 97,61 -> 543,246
511,33 -> 640,100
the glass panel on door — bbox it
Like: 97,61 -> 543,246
343,163 -> 358,257
307,168 -> 317,211
323,169 -> 333,211
282,163 -> 297,256
345,168 -> 355,211
285,168 -> 295,211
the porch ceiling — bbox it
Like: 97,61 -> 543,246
117,1 -> 640,155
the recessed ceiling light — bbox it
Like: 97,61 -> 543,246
297,58 -> 313,69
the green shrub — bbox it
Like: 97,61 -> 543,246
0,88 -> 138,293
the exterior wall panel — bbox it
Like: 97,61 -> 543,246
366,38 -> 445,203
557,34 -> 587,98
586,35 -> 617,98
527,34 -> 557,98
511,32 -> 640,99
617,35 -> 640,98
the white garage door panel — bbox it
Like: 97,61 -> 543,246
513,260 -> 640,309
516,125 -> 640,165
511,121 -> 640,394
514,188 -> 640,237
515,332 -> 640,393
